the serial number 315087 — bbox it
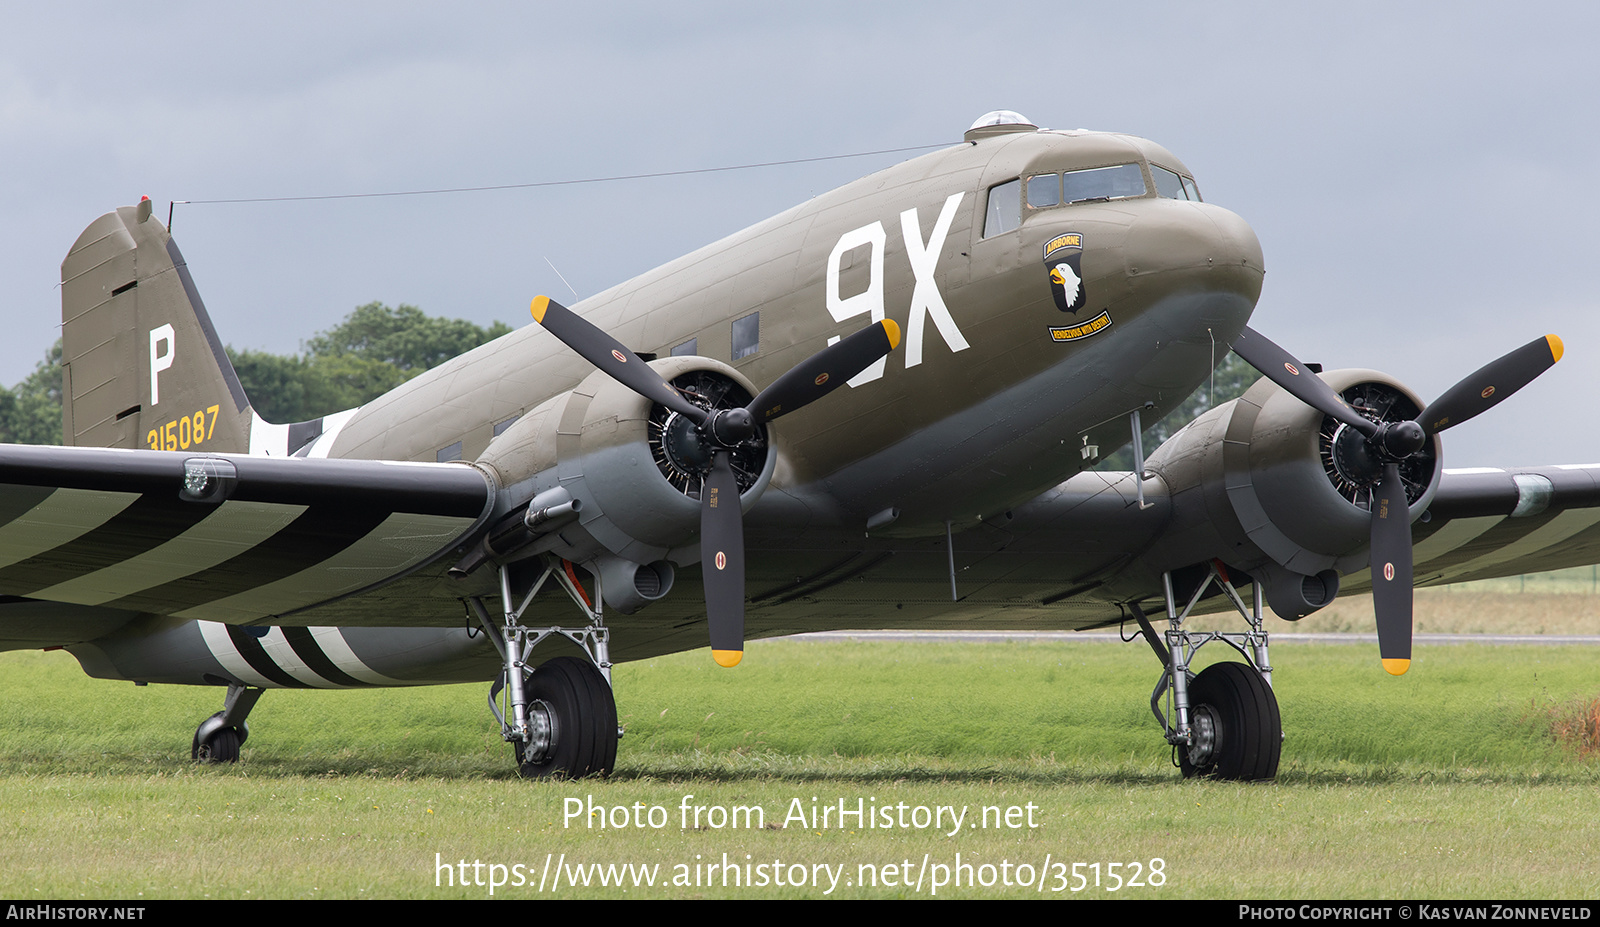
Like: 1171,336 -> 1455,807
147,405 -> 221,451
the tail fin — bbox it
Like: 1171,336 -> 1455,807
60,199 -> 253,452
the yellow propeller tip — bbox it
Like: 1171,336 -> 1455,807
531,295 -> 550,323
1382,658 -> 1411,676
881,318 -> 902,350
1546,334 -> 1564,363
713,649 -> 743,668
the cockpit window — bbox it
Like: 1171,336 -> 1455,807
1061,163 -> 1146,203
983,178 -> 1021,237
1026,174 -> 1060,208
993,162 -> 1178,235
1152,164 -> 1203,202
1151,164 -> 1185,199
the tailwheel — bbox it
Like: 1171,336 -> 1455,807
1179,662 -> 1281,781
191,711 -> 247,763
514,657 -> 618,779
190,685 -> 262,764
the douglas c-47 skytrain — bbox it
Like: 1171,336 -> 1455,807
2,112 -> 1582,780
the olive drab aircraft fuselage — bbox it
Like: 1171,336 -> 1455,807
2,112 -> 1586,779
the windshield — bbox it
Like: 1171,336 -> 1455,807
1060,163 -> 1147,203
1025,163 -> 1149,209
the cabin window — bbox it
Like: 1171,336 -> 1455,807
1061,163 -> 1146,203
1026,174 -> 1061,208
671,338 -> 698,357
436,441 -> 463,462
492,416 -> 519,437
983,178 -> 1021,237
732,312 -> 759,359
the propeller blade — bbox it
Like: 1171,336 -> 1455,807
1238,324 -> 1562,676
531,295 -> 706,423
1232,327 -> 1377,436
1369,462 -> 1414,676
1417,335 -> 1563,436
700,450 -> 745,667
747,320 -> 902,423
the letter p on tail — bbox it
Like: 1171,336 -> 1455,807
61,202 -> 254,451
149,323 -> 175,405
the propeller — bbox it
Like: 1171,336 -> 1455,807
1232,327 -> 1562,675
531,295 -> 901,666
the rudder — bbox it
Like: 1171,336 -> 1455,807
60,199 -> 252,453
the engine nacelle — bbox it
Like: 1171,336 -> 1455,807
1144,368 -> 1441,618
474,356 -> 775,598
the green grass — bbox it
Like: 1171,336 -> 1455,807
3,638 -> 1599,899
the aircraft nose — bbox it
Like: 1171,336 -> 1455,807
1123,201 -> 1264,300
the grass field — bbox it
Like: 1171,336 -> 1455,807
3,589 -> 1600,900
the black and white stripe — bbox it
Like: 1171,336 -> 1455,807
0,444 -> 493,623
197,622 -> 408,688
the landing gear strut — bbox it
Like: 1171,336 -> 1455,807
192,684 -> 263,763
470,557 -> 619,779
1131,561 -> 1281,781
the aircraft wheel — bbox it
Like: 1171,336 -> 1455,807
1179,662 -> 1280,781
192,712 -> 245,764
515,657 -> 617,779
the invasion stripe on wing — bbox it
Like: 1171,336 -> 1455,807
0,493 -> 220,594
30,501 -> 308,606
0,488 -> 136,572
1441,508 -> 1600,578
1348,512 -> 1538,588
1345,509 -> 1600,589
177,513 -> 478,624
106,505 -> 394,614
1411,515 -> 1505,566
1404,509 -> 1559,576
0,485 -> 477,622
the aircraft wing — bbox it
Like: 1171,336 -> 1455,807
0,444 -> 493,626
713,461 -> 1600,654
1349,464 -> 1600,591
982,462 -> 1600,622
4,437 -> 1595,652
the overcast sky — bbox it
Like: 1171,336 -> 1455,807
3,2 -> 1597,467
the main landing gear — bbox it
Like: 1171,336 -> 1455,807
192,683 -> 263,763
469,557 -> 619,779
1130,561 -> 1282,781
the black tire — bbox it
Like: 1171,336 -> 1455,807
1179,661 -> 1280,781
195,727 -> 242,764
515,656 -> 618,779
191,710 -> 246,763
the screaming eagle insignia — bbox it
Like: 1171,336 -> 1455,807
1043,233 -> 1086,314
